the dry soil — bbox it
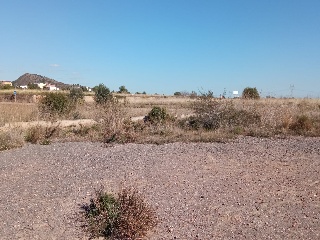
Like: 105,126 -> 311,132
0,136 -> 319,239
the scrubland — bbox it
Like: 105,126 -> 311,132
1,92 -> 320,239
0,92 -> 320,151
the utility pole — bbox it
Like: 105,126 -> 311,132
14,86 -> 17,102
290,84 -> 294,98
222,88 -> 226,98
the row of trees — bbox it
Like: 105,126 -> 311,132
1,81 -> 260,100
92,85 -> 146,95
92,84 -> 260,103
174,87 -> 260,99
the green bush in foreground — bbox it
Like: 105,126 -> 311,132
80,187 -> 157,239
145,106 -> 172,124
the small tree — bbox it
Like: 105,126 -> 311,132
93,84 -> 112,104
69,88 -> 84,105
27,83 -> 40,89
118,85 -> 129,94
242,87 -> 260,99
39,92 -> 71,119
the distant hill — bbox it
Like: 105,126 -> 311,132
12,73 -> 70,89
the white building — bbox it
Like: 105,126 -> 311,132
37,83 -> 46,89
47,84 -> 59,91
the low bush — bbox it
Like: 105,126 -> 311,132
24,126 -> 42,144
0,131 -> 24,151
24,125 -> 58,145
289,115 -> 312,134
79,187 -> 157,239
97,100 -> 136,143
145,106 -> 173,124
69,88 -> 84,105
39,92 -> 72,119
187,93 -> 261,131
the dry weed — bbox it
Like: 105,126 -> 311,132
0,102 -> 38,126
79,187 -> 157,240
0,130 -> 24,151
95,100 -> 137,143
24,124 -> 59,145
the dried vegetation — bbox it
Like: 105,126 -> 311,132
79,187 -> 157,240
1,93 -> 320,151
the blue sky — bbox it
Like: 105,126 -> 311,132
1,0 -> 320,97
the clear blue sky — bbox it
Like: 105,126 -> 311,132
1,0 -> 320,97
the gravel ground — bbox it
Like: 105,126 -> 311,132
0,137 -> 319,240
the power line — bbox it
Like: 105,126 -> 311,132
289,84 -> 295,98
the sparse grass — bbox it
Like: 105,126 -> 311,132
0,130 -> 24,151
79,187 -> 157,240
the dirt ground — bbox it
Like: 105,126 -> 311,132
0,136 -> 319,239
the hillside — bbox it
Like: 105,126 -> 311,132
12,73 -> 70,89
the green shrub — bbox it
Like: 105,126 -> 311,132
80,187 -> 157,239
242,87 -> 260,99
145,106 -> 172,124
118,85 -> 130,94
39,92 -> 72,119
94,84 -> 112,105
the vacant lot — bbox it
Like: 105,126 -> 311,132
0,136 -> 319,239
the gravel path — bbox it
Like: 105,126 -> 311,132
0,137 -> 319,239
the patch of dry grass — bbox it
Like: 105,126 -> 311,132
0,102 -> 38,126
0,129 -> 24,151
24,125 -> 60,145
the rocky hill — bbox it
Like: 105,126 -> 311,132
12,73 -> 70,89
